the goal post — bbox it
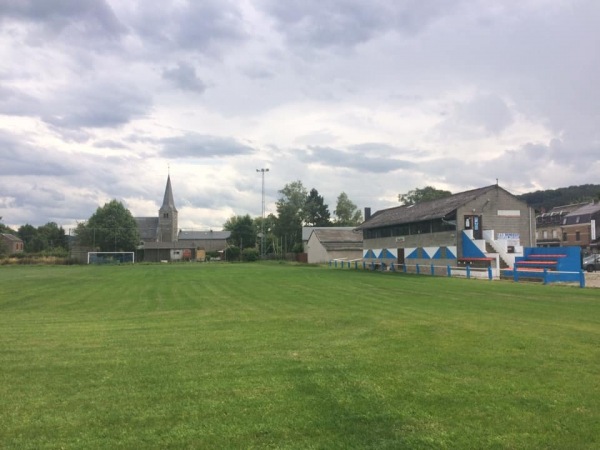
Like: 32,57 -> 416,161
87,252 -> 135,265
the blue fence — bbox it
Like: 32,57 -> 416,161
328,259 -> 586,288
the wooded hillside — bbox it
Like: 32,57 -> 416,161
518,184 -> 600,212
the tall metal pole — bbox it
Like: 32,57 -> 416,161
256,168 -> 269,258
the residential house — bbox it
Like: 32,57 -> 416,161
1,233 -> 24,254
561,201 -> 600,250
535,203 -> 585,247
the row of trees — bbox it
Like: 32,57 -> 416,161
0,216 -> 69,256
63,181 -> 364,256
224,181 -> 363,254
1,183 -> 446,257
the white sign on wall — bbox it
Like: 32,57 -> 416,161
497,233 -> 520,240
497,210 -> 521,217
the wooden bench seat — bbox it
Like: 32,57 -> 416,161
516,260 -> 557,266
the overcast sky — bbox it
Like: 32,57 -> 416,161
1,0 -> 598,231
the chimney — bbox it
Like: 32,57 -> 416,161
364,207 -> 371,221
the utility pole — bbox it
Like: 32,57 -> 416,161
256,168 -> 269,258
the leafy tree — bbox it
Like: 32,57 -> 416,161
303,188 -> 331,226
37,222 -> 68,251
398,186 -> 452,205
18,222 -> 68,253
224,214 -> 257,249
76,200 -> 140,251
334,192 -> 363,226
0,217 -> 15,234
17,224 -> 37,252
274,181 -> 307,249
254,213 -> 277,255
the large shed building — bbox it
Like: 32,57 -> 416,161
357,184 -> 535,271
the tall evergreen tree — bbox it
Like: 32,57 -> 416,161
303,188 -> 331,226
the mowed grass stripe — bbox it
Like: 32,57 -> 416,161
0,263 -> 598,449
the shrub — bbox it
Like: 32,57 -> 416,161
242,248 -> 259,262
224,246 -> 240,261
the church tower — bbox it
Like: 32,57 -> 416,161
158,175 -> 178,242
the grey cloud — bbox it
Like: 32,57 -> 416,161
456,94 -> 513,135
0,0 -> 126,44
242,66 -> 274,80
259,0 -> 460,49
162,62 -> 207,93
129,1 -> 246,55
93,139 -> 128,149
0,85 -> 41,117
301,146 -> 415,173
348,142 -> 427,158
161,134 -> 256,158
42,81 -> 151,129
293,129 -> 338,146
1,79 -> 150,131
0,133 -> 72,177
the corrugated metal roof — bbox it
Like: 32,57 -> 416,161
310,229 -> 363,252
302,226 -> 355,241
312,228 -> 363,243
357,185 -> 502,230
178,230 -> 231,240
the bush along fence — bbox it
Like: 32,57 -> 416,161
328,258 -> 586,288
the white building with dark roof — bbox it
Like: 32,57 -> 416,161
305,228 -> 363,264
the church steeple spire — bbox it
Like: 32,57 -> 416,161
161,174 -> 177,211
158,174 -> 178,242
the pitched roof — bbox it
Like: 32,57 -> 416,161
1,233 -> 23,242
178,230 -> 231,240
310,229 -> 363,251
160,175 -> 177,212
357,185 -> 502,230
311,228 -> 363,243
302,226 -> 355,241
563,202 -> 600,225
134,217 -> 159,240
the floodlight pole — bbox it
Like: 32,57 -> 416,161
256,168 -> 269,258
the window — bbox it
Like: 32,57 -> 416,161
163,213 -> 169,218
552,230 -> 558,239
562,232 -> 567,241
576,231 -> 581,241
543,230 -> 548,239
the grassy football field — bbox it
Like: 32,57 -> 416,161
0,263 -> 598,449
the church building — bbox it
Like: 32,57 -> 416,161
135,175 -> 230,262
